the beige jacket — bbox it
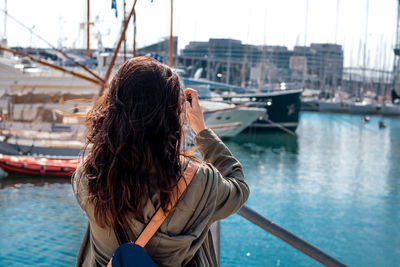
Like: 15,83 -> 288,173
72,129 -> 249,267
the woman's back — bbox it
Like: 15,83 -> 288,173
72,57 -> 249,266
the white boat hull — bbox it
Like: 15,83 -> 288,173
204,107 -> 265,138
381,103 -> 400,116
349,103 -> 380,114
2,104 -> 266,141
318,101 -> 350,113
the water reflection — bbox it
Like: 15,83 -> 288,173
0,112 -> 400,266
387,119 -> 400,197
225,131 -> 299,195
0,175 -> 86,266
0,175 -> 70,189
230,131 -> 298,154
222,113 -> 400,266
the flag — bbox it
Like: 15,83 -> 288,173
111,0 -> 118,18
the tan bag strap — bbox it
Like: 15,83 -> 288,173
135,161 -> 199,247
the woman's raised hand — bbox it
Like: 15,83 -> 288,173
184,88 -> 206,134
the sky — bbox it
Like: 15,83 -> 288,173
0,0 -> 398,70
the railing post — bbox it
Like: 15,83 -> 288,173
211,221 -> 220,266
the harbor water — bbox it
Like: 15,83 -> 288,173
1,112 -> 399,266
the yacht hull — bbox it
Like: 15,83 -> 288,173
204,107 -> 266,138
319,101 -> 350,113
381,103 -> 400,116
349,103 -> 380,114
227,90 -> 302,133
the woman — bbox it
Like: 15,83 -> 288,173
72,56 -> 249,266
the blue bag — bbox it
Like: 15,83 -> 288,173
110,243 -> 157,267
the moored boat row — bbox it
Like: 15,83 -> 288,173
0,49 -> 303,177
302,97 -> 400,116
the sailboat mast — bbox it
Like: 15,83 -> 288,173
302,0 -> 309,90
259,9 -> 267,89
133,5 -> 137,57
226,38 -> 232,84
362,0 -> 369,95
3,0 -> 6,39
241,44 -> 248,87
123,0 -> 127,61
393,0 -> 400,96
241,16 -> 250,87
335,0 -> 340,44
382,41 -> 387,96
169,0 -> 174,67
259,45 -> 266,89
86,0 -> 90,57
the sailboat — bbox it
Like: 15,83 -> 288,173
348,0 -> 380,115
349,98 -> 380,114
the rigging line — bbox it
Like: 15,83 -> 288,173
265,118 -> 297,136
0,7 -> 105,85
0,46 -> 101,85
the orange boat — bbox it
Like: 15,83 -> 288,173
0,154 -> 80,177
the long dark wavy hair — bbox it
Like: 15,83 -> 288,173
81,56 -> 185,228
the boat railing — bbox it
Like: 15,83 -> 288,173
214,205 -> 348,267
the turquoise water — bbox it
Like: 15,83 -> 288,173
1,112 -> 399,266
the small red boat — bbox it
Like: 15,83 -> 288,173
0,154 -> 80,177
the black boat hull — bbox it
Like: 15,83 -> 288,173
223,89 -> 302,133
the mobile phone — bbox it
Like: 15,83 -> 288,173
186,93 -> 192,105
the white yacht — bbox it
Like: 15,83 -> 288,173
201,100 -> 266,138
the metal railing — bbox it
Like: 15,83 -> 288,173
234,205 -> 348,267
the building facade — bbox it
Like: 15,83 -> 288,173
177,38 -> 344,91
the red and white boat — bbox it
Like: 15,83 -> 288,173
0,153 -> 80,177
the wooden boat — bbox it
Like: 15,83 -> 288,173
0,153 -> 79,177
